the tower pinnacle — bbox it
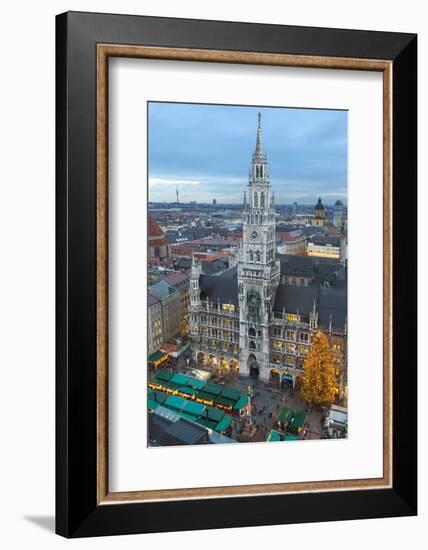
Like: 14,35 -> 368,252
254,112 -> 266,161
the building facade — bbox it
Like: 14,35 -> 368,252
149,279 -> 181,343
188,115 -> 347,395
148,293 -> 163,354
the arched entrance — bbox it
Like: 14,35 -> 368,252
208,354 -> 217,367
230,359 -> 239,371
247,354 -> 259,378
197,352 -> 205,364
219,357 -> 228,370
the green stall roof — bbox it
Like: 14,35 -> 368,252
148,389 -> 167,404
278,405 -> 294,425
196,391 -> 216,403
233,395 -> 248,411
170,373 -> 190,386
267,430 -> 282,442
147,399 -> 160,411
149,351 -> 166,363
205,406 -> 224,422
204,383 -> 222,396
183,400 -> 206,417
214,396 -> 235,408
164,394 -> 187,411
284,434 -> 299,441
178,386 -> 198,398
290,410 -> 308,431
215,416 -> 233,433
221,388 -> 240,402
185,377 -> 205,391
154,369 -> 173,382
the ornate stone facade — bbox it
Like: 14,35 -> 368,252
188,115 -> 347,395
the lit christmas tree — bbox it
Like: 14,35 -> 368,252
300,331 -> 337,406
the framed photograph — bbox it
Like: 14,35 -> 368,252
56,11 -> 417,537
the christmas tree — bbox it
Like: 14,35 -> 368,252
300,331 -> 337,406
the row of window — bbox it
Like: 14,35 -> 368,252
199,328 -> 239,341
196,316 -> 239,329
199,338 -> 239,354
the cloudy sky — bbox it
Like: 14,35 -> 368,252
148,102 -> 347,205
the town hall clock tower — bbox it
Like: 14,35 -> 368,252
238,114 -> 280,381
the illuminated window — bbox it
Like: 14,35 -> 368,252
223,319 -> 231,328
285,355 -> 296,366
286,330 -> 296,340
287,313 -> 298,322
272,352 -> 281,363
273,340 -> 283,350
299,345 -> 308,355
222,304 -> 235,313
286,343 -> 296,353
333,342 -> 342,351
222,342 -> 228,351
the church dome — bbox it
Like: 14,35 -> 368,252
315,197 -> 324,210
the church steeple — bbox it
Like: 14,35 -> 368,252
249,113 -> 271,210
254,112 -> 266,162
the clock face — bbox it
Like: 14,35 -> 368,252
250,230 -> 258,240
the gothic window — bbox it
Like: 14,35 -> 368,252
249,250 -> 254,261
256,250 -> 260,262
260,192 -> 265,208
249,340 -> 256,350
254,192 -> 258,207
249,327 -> 256,337
260,165 -> 263,178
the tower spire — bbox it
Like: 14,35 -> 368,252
176,185 -> 179,204
254,112 -> 266,161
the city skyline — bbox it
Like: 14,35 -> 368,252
148,102 -> 348,205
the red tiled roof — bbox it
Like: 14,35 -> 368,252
148,214 -> 165,238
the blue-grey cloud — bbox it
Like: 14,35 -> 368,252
148,102 -> 347,204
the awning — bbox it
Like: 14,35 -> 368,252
185,377 -> 205,391
233,395 -> 248,411
267,430 -> 282,442
170,372 -> 190,386
204,383 -> 222,396
164,394 -> 187,412
183,400 -> 206,417
155,369 -> 173,382
221,387 -> 240,402
149,350 -> 164,362
290,410 -> 308,431
278,405 -> 293,425
215,416 -> 233,433
147,399 -> 160,411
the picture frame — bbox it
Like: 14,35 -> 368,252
56,11 -> 417,537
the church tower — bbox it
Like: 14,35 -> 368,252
238,113 -> 280,381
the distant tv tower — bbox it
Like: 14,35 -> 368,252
176,185 -> 179,204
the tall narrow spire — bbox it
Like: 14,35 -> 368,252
176,185 -> 179,204
254,112 -> 266,161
